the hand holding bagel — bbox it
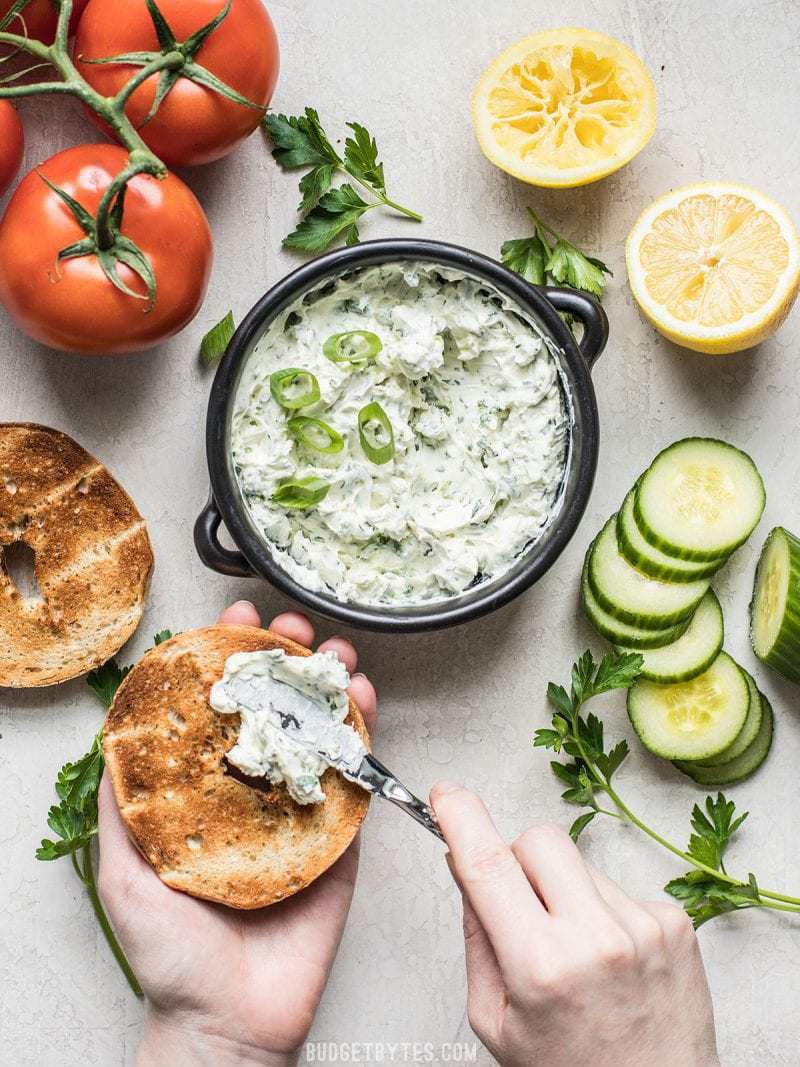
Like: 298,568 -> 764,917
98,600 -> 377,1065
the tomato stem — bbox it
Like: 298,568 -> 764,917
95,155 -> 162,250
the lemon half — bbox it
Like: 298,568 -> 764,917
627,182 -> 800,354
471,27 -> 656,188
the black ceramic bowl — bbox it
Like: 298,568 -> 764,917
195,239 -> 608,633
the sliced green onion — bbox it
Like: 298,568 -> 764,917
358,401 -> 395,465
271,476 -> 330,509
323,330 -> 383,365
287,416 -> 344,454
270,368 -> 321,410
199,310 -> 235,366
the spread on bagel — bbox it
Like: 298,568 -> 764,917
210,647 -> 365,805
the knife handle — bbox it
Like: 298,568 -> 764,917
353,754 -> 445,842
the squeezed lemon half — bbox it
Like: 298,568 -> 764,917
626,182 -> 800,354
471,27 -> 656,188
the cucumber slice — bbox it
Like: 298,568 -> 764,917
615,591 -> 723,683
588,517 -> 709,629
627,651 -> 750,761
750,526 -> 800,684
617,488 -> 725,583
581,556 -> 692,649
674,693 -> 774,786
634,438 -> 765,562
690,669 -> 762,766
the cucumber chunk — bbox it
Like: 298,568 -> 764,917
588,517 -> 709,629
634,438 -> 765,562
617,488 -> 725,582
690,669 -> 762,766
750,526 -> 800,685
581,556 -> 691,649
615,591 -> 723,683
674,693 -> 774,786
627,651 -> 750,761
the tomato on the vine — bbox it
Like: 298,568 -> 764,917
0,144 -> 212,354
0,0 -> 88,42
0,101 -> 23,196
74,0 -> 279,167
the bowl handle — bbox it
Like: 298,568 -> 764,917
542,286 -> 609,369
194,494 -> 254,578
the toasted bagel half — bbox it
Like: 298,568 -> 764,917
104,625 -> 371,909
0,423 -> 153,687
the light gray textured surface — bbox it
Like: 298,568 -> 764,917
1,1 -> 799,1064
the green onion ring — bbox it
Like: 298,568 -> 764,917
287,416 -> 344,454
271,476 -> 330,509
358,401 -> 395,465
323,330 -> 383,364
270,368 -> 321,410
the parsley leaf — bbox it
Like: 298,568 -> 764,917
545,239 -> 611,298
536,650 -> 642,840
36,732 -> 103,861
54,731 -> 104,810
665,870 -> 760,928
199,311 -> 235,367
687,794 -> 748,871
344,121 -> 386,195
569,811 -> 597,842
87,660 -> 130,710
284,184 -> 371,254
264,107 -> 421,251
500,234 -> 548,285
264,108 -> 341,170
591,651 -> 644,695
153,629 -> 173,646
502,208 -> 612,305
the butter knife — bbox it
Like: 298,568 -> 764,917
222,672 -> 444,841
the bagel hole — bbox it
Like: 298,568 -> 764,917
223,758 -> 276,796
3,541 -> 42,602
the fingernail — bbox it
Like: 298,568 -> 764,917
352,672 -> 367,680
431,779 -> 461,797
233,599 -> 255,610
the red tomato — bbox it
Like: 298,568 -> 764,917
74,0 -> 279,166
0,144 -> 212,354
0,101 -> 23,196
0,0 -> 89,41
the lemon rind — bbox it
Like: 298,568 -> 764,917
471,27 -> 657,189
626,181 -> 800,353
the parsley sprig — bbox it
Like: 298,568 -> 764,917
263,108 -> 422,252
502,208 -> 612,298
36,631 -> 171,995
537,650 -> 800,927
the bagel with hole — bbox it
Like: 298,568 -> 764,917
0,423 -> 153,687
103,625 -> 371,909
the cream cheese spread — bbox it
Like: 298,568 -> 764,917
231,263 -> 569,606
210,648 -> 365,805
